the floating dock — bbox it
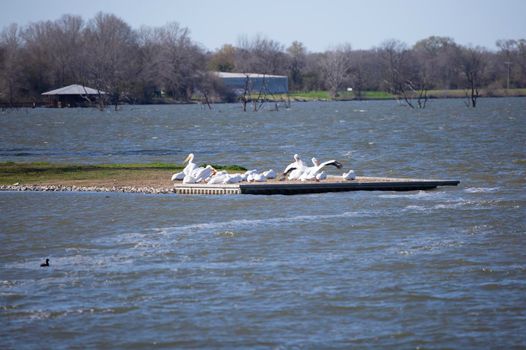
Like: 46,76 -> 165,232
174,176 -> 460,195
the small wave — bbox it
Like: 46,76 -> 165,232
159,210 -> 371,236
464,187 -> 500,193
379,191 -> 442,200
10,306 -> 138,320
402,199 -> 497,212
216,230 -> 239,238
404,205 -> 427,211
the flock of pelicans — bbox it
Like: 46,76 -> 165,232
171,153 -> 356,185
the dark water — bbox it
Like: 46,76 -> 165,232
1,99 -> 525,349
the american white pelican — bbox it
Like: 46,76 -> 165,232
183,153 -> 197,176
193,165 -> 215,183
283,154 -> 307,180
342,170 -> 356,180
171,171 -> 185,181
262,169 -> 276,179
299,157 -> 343,181
207,171 -> 229,184
252,173 -> 267,182
244,169 -> 258,182
224,174 -> 243,183
182,174 -> 196,184
316,171 -> 327,180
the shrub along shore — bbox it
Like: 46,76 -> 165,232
0,162 -> 247,194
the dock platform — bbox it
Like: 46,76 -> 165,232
174,176 -> 460,195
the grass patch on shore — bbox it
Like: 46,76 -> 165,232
251,88 -> 526,102
0,162 -> 247,185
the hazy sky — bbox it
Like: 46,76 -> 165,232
1,0 -> 525,52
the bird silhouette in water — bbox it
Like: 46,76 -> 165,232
40,259 -> 50,267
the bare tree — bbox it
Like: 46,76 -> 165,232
235,35 -> 287,74
20,20 -> 56,96
135,26 -> 163,103
349,50 -> 384,97
413,36 -> 460,90
496,39 -> 516,89
143,22 -> 206,101
287,41 -> 307,90
517,39 -> 526,86
378,39 -> 416,107
84,12 -> 139,109
320,44 -> 352,98
48,15 -> 85,87
457,46 -> 487,107
0,24 -> 23,106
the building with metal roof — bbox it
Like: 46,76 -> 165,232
41,84 -> 106,107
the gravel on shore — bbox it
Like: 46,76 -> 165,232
0,184 -> 175,194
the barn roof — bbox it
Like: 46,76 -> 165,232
42,84 -> 106,95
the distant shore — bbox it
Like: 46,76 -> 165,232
2,89 -> 525,109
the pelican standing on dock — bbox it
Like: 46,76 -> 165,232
183,153 -> 197,175
171,153 -> 198,181
342,170 -> 356,180
299,157 -> 343,181
193,165 -> 216,183
283,154 -> 307,180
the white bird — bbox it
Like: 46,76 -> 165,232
182,174 -> 196,184
194,165 -> 216,183
171,171 -> 185,181
299,157 -> 343,181
316,171 -> 327,180
283,154 -> 307,180
207,171 -> 229,184
224,174 -> 243,183
183,153 -> 197,176
342,170 -> 356,180
244,169 -> 258,182
262,169 -> 276,179
252,173 -> 267,182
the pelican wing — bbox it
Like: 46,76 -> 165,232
320,160 -> 343,169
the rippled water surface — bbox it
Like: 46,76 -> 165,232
1,99 -> 525,349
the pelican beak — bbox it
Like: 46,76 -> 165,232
183,155 -> 190,164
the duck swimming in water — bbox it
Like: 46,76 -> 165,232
40,259 -> 50,267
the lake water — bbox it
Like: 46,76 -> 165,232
1,98 -> 525,349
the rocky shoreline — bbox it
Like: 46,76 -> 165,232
0,184 -> 175,194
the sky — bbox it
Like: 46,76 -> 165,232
1,0 -> 525,52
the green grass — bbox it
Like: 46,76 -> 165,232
256,88 -> 526,102
428,88 -> 526,98
288,91 -> 331,100
253,90 -> 396,101
0,162 -> 247,185
360,91 -> 395,99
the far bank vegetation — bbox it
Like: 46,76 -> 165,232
1,13 -> 525,109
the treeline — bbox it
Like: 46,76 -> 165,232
1,12 -> 525,107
